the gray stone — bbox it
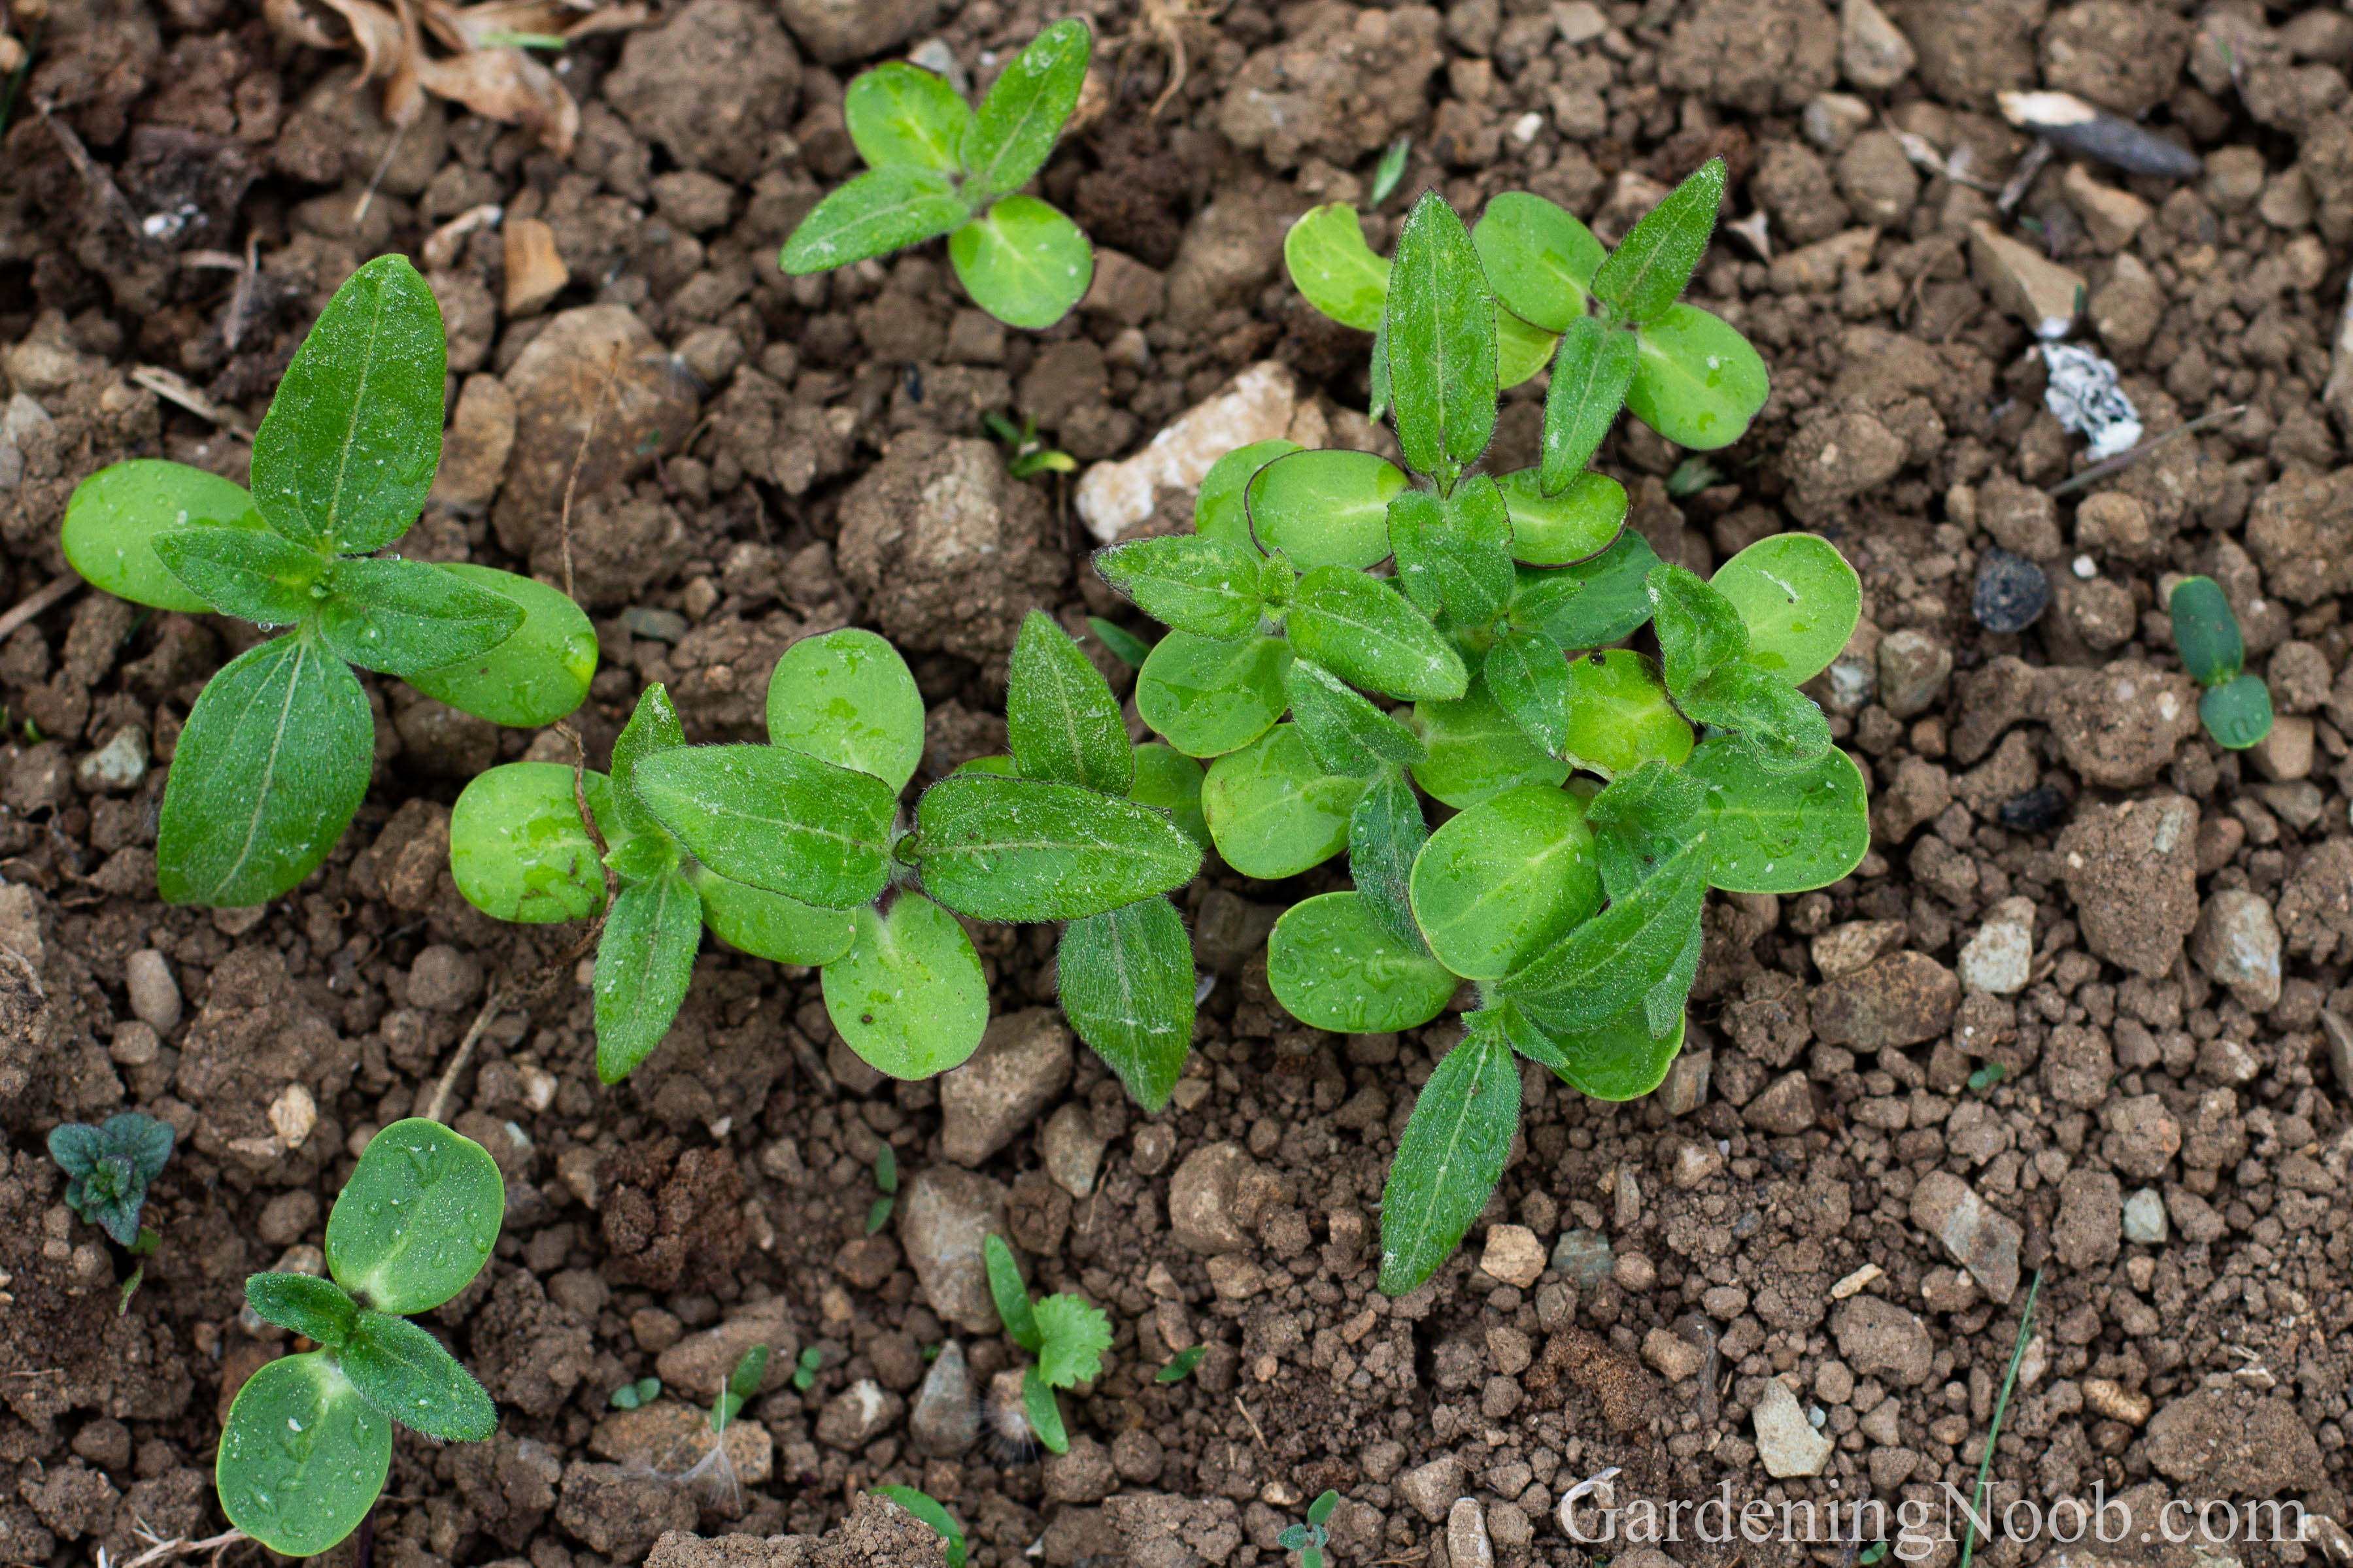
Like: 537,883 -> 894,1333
76,726 -> 146,792
940,1009 -> 1072,1166
2057,793 -> 2200,976
2324,1010 -> 2353,1098
1831,1295 -> 1933,1385
773,0 -> 934,63
1658,1048 -> 1712,1116
813,1379 -> 903,1451
1742,1070 -> 1818,1135
1395,1454 -> 1462,1523
909,1341 -> 977,1455
125,950 -> 180,1035
2146,1390 -> 2325,1499
1957,897 -> 2035,995
1039,1102 -> 1106,1198
1551,1228 -> 1611,1288
1840,0 -> 1915,88
554,1462 -> 697,1560
653,1303 -> 796,1399
1448,1499 -> 1493,1568
2122,1188 -> 2168,1245
1969,221 -> 2086,337
898,1166 -> 1015,1333
2190,888 -> 2283,1009
407,944 -> 483,1013
1910,1171 -> 2022,1303
1167,1143 -> 1255,1254
1753,1378 -> 1833,1477
1876,629 -> 1952,719
603,0 -> 803,180
1192,888 -> 1282,973
1811,952 -> 1959,1048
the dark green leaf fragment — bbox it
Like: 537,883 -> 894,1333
1008,610 -> 1133,793
1096,528 -> 1269,642
632,743 -> 899,910
1349,764 -> 1429,951
1482,628 -> 1574,758
1389,476 -> 1514,626
960,18 -> 1092,200
1646,561 -> 1749,693
340,1310 -> 497,1441
1378,1014 -> 1519,1295
245,1273 -> 358,1346
1499,837 -> 1704,1032
1385,190 -> 1497,486
780,166 -> 968,275
1058,897 -> 1195,1113
912,773 -> 1203,922
1283,658 -> 1425,776
150,526 -> 324,624
610,682 -> 686,839
1677,662 -> 1834,773
1589,158 -> 1724,325
1509,531 -> 1662,650
316,558 -> 525,676
1541,317 -> 1640,493
1287,566 -> 1469,702
985,1234 -> 1039,1351
594,867 -> 702,1082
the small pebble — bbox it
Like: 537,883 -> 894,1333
2122,1188 -> 2168,1244
1550,1228 -> 1612,1288
124,950 -> 181,1034
1974,548 -> 2050,633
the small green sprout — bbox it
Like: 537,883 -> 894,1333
792,1345 -> 824,1392
610,1375 -> 662,1410
1959,1270 -> 2044,1568
987,411 -> 1079,479
1369,139 -> 1411,208
711,1345 -> 768,1432
220,1120 -> 505,1557
1279,1492 -> 1341,1568
1967,1062 -> 2008,1093
2169,576 -> 2273,750
1088,615 -> 1154,669
782,22 -> 1097,329
867,1146 -> 900,1234
876,1486 -> 968,1568
48,1110 -> 173,1248
1664,455 -> 1721,497
983,1233 -> 1111,1454
1155,1344 -> 1207,1384
58,256 -> 596,908
1859,1544 -> 1891,1566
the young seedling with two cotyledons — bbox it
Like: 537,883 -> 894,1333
982,1233 -> 1111,1453
2169,575 -> 2274,750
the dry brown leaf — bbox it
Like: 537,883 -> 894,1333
262,0 -> 344,52
420,0 -> 567,52
316,0 -> 407,84
413,45 -> 579,157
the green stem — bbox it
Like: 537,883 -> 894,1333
1958,1267 -> 2044,1568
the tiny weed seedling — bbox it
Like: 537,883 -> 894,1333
868,1146 -> 900,1234
791,1345 -> 824,1392
781,22 -> 1096,329
1279,1491 -> 1341,1568
60,255 -> 596,908
454,617 -> 1204,1099
983,1233 -> 1111,1454
987,410 -> 1079,479
664,1344 -> 769,1507
1369,139 -> 1411,209
220,1120 -> 504,1557
48,1110 -> 173,1311
1155,1343 -> 1207,1384
876,1486 -> 968,1568
1958,1269 -> 2045,1568
610,1375 -> 662,1410
1967,1061 -> 2009,1093
2169,576 -> 2274,750
1098,171 -> 1869,1295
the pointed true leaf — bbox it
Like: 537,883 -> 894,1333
1589,157 -> 1723,325
1647,562 -> 1748,693
913,774 -> 1202,921
688,863 -> 858,965
2169,576 -> 2244,687
244,1272 -> 358,1347
1585,756 -> 1707,899
1267,890 -> 1455,1033
1284,203 -> 1391,331
1090,616 -> 1153,669
766,627 -> 926,792
1495,469 -> 1626,567
1410,678 -> 1571,809
1094,535 -> 1268,640
594,868 -> 702,1082
1201,724 -> 1368,880
1349,763 -> 1429,950
1283,658 -> 1425,775
158,633 -> 373,907
1378,1015 -> 1519,1294
316,558 -> 525,676
1542,316 -> 1641,493
632,744 -> 898,909
1388,478 -> 1514,626
405,564 -> 597,727
1023,1363 -> 1070,1454
1508,531 -> 1662,649
845,59 -> 973,171
1244,448 -> 1409,572
1678,661 -> 1833,771
1059,897 -> 1194,1112
610,682 -> 686,838
781,165 -> 968,275
1385,191 -> 1497,486
950,195 -> 1094,329
1710,533 -> 1862,685
1502,999 -> 1685,1101
450,763 -> 618,922
1136,631 -> 1293,758
44,1123 -> 101,1180
216,1352 -> 392,1558
63,459 -> 269,613
1624,302 -> 1770,450
1685,736 -> 1869,893
1644,903 -> 1704,1037
1194,439 -> 1304,550
1287,567 -> 1468,702
1498,839 -> 1705,1030
1559,650 -> 1693,779
1008,610 -> 1133,793
1472,192 -> 1605,333
340,1310 -> 496,1441
110,1112 -> 177,1183
2201,672 -> 2274,750
984,1233 -> 1039,1350
1410,783 -> 1601,980
1483,628 -> 1575,757
249,254 -> 445,554
1130,742 -> 1208,848
326,1118 -> 504,1314
150,525 -> 324,624
823,893 -> 989,1078
960,18 -> 1092,199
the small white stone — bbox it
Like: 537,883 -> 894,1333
1753,1378 -> 1835,1477
2122,1188 -> 2168,1244
2073,554 -> 2098,579
1511,112 -> 1544,144
269,1084 -> 318,1150
1074,362 -> 1310,542
1957,896 -> 2037,995
126,950 -> 182,1034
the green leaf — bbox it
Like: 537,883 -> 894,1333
2202,673 -> 2274,750
632,743 -> 899,910
1008,610 -> 1133,793
912,774 -> 1202,920
1508,530 -> 1662,648
1502,999 -> 1685,1101
1156,1345 -> 1206,1383
1685,736 -> 1868,893
960,18 -> 1092,199
594,867 -> 702,1082
1281,1527 -> 1311,1552
1385,191 -> 1497,487
1136,631 -> 1292,758
1059,897 -> 1194,1112
216,1352 -> 392,1558
326,1118 -> 504,1314
1410,678 -> 1570,809
1497,308 -> 1561,390
728,1345 -> 771,1402
1410,783 -> 1601,980
1710,533 -> 1861,685
1378,1014 -> 1518,1294
316,557 -> 525,676
1647,562 -> 1748,692
1369,314 -> 1392,423
1283,658 -> 1425,776
845,60 -> 973,171
248,254 -> 445,554
1130,742 -> 1210,848
1202,725 -> 1367,880
340,1310 -> 496,1441
150,525 -> 324,624
1089,616 -> 1154,669
688,863 -> 858,965
1310,1492 -> 1340,1528
1371,138 -> 1411,205
877,1488 -> 968,1568
1472,192 -> 1604,333
1678,661 -> 1833,772
1625,303 -> 1769,450
1388,478 -> 1514,627
1498,840 -> 1705,1030
1495,469 -> 1626,567
822,894 -> 989,1078
1285,203 -> 1391,331
62,460 -> 268,613
1095,535 -> 1268,640
768,627 -> 926,792
451,762 -> 617,923
1348,764 -> 1429,950
985,1233 -> 1039,1351
405,564 -> 597,727
1584,756 -> 1707,898
1483,628 -> 1574,758
1287,567 -> 1468,701
244,1273 -> 358,1346
950,196 -> 1094,330
2169,576 -> 2244,687
1244,448 -> 1410,572
1644,902 -> 1704,1037
1542,316 -> 1640,493
877,1146 -> 899,1194
1590,158 -> 1723,325
610,682 -> 686,840
1023,1363 -> 1069,1454
1268,890 -> 1456,1033
1194,440 -> 1304,550
158,633 -> 372,908
1034,1295 -> 1112,1388
1559,650 -> 1693,779
781,165 -> 968,275
604,829 -> 679,882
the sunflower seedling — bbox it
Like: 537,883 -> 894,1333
876,1487 -> 968,1568
868,1146 -> 900,1234
2169,575 -> 2273,750
983,1233 -> 1111,1454
219,1120 -> 503,1557
1280,1491 -> 1342,1568
610,1375 -> 662,1410
781,21 -> 1096,329
987,410 -> 1078,478
791,1345 -> 824,1392
48,1111 -> 173,1311
59,254 -> 596,908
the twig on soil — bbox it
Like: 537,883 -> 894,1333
96,1521 -> 248,1568
0,575 -> 80,646
422,981 -> 507,1125
1957,1268 -> 2044,1568
39,101 -> 152,246
558,344 -> 626,603
1995,138 -> 2052,214
130,365 -> 253,439
351,125 -> 407,231
1233,1395 -> 1268,1449
2044,404 -> 2247,498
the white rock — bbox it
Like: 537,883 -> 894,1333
1958,896 -> 2037,995
1839,0 -> 1915,90
2190,888 -> 2282,1009
2122,1188 -> 2167,1244
1753,1377 -> 1834,1477
125,950 -> 182,1034
1073,362 -> 1323,542
1804,93 -> 1874,152
1969,222 -> 2087,339
269,1084 -> 318,1150
1447,1499 -> 1494,1568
